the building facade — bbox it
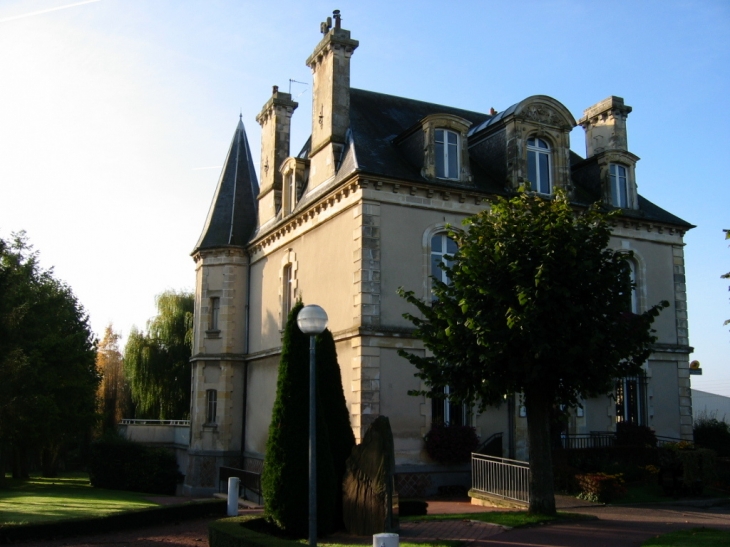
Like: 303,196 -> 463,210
183,13 -> 694,494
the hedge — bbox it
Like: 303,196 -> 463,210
89,437 -> 181,495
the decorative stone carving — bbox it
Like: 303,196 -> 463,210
521,104 -> 561,126
342,416 -> 399,535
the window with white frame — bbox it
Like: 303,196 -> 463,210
435,129 -> 459,180
610,164 -> 629,208
284,172 -> 297,215
282,264 -> 294,320
209,297 -> 220,331
206,389 -> 217,424
527,137 -> 552,194
430,233 -> 458,287
628,260 -> 638,313
429,233 -> 468,425
615,373 -> 647,426
432,385 -> 470,426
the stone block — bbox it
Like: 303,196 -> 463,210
342,416 -> 398,535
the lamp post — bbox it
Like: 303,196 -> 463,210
297,304 -> 328,547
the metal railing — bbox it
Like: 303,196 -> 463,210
558,432 -> 616,449
471,453 -> 530,504
119,419 -> 190,426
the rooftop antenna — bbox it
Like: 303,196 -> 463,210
289,78 -> 308,96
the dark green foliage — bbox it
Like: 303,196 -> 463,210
398,190 -> 667,515
315,328 -> 355,527
657,446 -> 716,496
123,290 -> 193,419
262,302 -> 336,537
209,516 -> 303,547
1,499 -> 225,544
424,424 -> 478,465
89,435 -> 180,495
616,422 -> 658,448
0,232 -> 99,480
694,415 -> 730,457
398,499 -> 428,516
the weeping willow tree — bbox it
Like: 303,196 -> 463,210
123,290 -> 194,419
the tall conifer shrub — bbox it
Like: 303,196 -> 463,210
262,302 -> 336,537
316,329 -> 355,528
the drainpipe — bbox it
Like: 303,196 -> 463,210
240,252 -> 252,466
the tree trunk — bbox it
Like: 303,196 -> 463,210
525,390 -> 556,515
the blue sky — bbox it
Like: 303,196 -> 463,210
1,0 -> 728,395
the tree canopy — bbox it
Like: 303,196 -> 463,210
0,232 -> 99,479
398,190 -> 667,514
123,290 -> 193,420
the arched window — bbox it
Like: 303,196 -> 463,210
527,137 -> 552,194
435,129 -> 459,180
610,164 -> 629,208
429,232 -> 469,426
430,233 -> 458,286
282,264 -> 294,320
628,260 -> 638,314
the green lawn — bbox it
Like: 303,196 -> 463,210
402,511 -> 595,528
0,472 -> 159,525
641,528 -> 730,546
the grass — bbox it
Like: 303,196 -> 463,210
641,528 -> 730,546
402,510 -> 595,528
0,472 -> 159,525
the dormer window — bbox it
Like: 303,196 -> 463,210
435,129 -> 459,180
284,172 -> 297,214
610,164 -> 629,208
527,137 -> 552,194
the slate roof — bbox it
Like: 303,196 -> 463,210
333,89 -> 692,229
193,117 -> 259,253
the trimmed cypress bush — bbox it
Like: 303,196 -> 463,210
262,302 -> 336,537
316,328 -> 356,528
89,435 -> 180,495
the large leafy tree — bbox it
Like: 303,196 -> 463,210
123,290 -> 193,419
398,190 -> 667,515
0,233 -> 99,479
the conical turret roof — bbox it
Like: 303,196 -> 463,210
193,117 -> 259,253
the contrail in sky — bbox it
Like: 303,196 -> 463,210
0,0 -> 103,24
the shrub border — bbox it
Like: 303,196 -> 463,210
0,499 -> 226,544
209,516 -> 303,547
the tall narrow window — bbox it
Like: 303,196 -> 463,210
432,386 -> 470,426
615,373 -> 647,426
431,233 -> 458,287
435,129 -> 459,180
282,264 -> 294,319
209,297 -> 220,331
527,137 -> 552,194
610,164 -> 629,208
429,233 -> 467,425
628,260 -> 638,313
284,172 -> 297,214
206,389 -> 217,424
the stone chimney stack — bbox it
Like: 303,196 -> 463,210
256,85 -> 298,227
577,96 -> 632,158
305,10 -> 358,187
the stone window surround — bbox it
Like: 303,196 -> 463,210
419,114 -> 473,183
594,150 -> 639,211
279,156 -> 309,217
279,249 -> 299,330
205,290 -> 222,339
618,241 -> 647,315
526,135 -> 553,194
